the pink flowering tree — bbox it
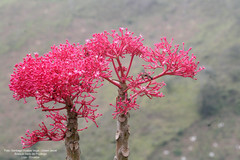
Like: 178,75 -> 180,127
10,28 -> 204,160
84,28 -> 204,160
9,41 -> 111,160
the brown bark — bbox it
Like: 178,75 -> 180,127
65,97 -> 80,160
114,83 -> 130,160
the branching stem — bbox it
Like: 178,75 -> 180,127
42,106 -> 67,112
116,57 -> 125,80
112,59 -> 121,81
125,54 -> 134,78
104,77 -> 121,88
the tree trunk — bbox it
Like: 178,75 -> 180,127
65,97 -> 80,160
114,83 -> 130,160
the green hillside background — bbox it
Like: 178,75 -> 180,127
1,0 -> 240,159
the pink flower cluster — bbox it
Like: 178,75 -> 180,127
9,41 -> 111,148
85,27 -> 148,60
143,37 -> 205,79
21,111 -> 66,148
85,28 -> 204,116
110,96 -> 139,118
10,41 -> 110,105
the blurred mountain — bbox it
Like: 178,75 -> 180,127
0,0 -> 240,159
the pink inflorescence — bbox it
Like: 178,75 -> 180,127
9,40 -> 110,105
21,111 -> 67,148
85,28 -> 204,116
143,37 -> 205,79
84,27 -> 148,61
9,40 -> 111,148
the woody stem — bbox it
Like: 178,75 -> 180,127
65,97 -> 80,160
114,82 -> 130,160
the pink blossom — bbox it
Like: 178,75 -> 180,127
21,111 -> 67,148
84,27 -> 148,60
111,96 -> 139,118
